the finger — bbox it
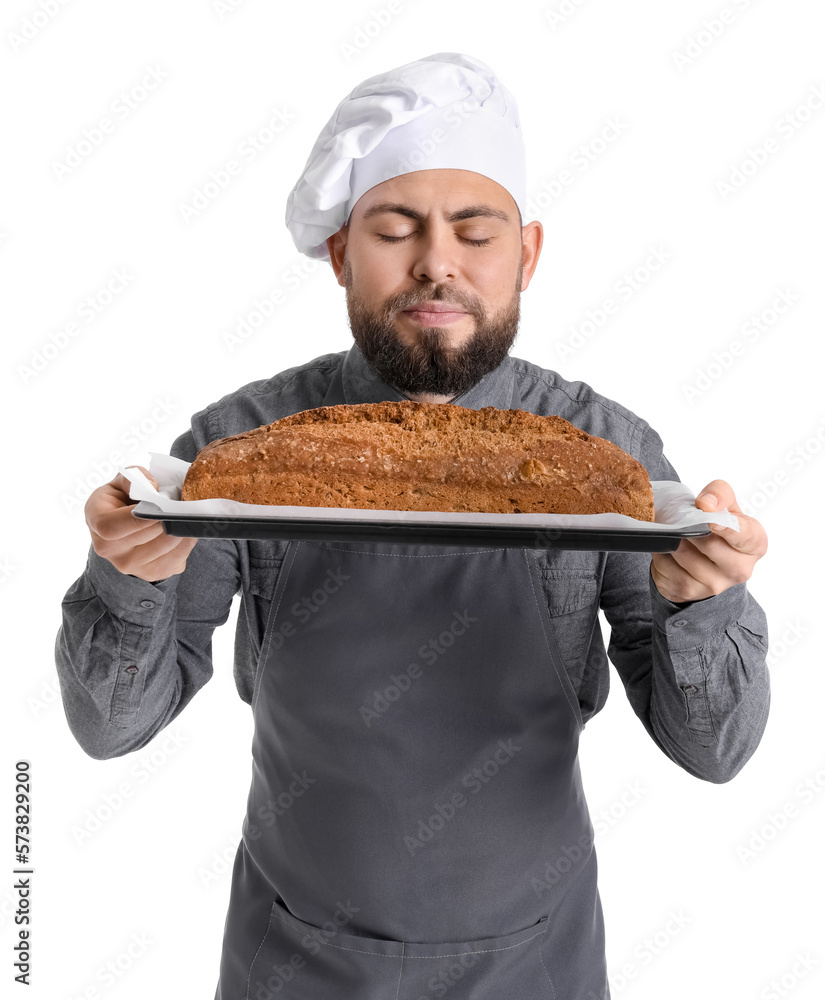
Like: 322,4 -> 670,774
90,500 -> 166,541
123,465 -> 160,490
695,481 -> 739,533
104,469 -> 158,504
694,496 -> 766,556
96,524 -> 171,560
666,539 -> 721,593
651,551 -> 713,603
125,537 -> 199,580
694,478 -> 765,549
683,528 -> 749,567
111,533 -> 197,577
695,478 -> 736,513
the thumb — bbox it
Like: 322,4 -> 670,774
695,486 -> 742,534
125,464 -> 160,491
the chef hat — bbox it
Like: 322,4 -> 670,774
285,52 -> 527,262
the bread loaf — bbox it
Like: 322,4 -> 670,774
180,401 -> 654,520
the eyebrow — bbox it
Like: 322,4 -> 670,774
360,202 -> 512,224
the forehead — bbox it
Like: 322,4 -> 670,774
350,169 -> 516,223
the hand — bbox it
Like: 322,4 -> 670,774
85,466 -> 198,582
650,479 -> 767,603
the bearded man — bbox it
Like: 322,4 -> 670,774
57,52 -> 769,1000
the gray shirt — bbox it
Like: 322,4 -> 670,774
55,343 -> 771,780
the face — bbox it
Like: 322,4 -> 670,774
327,169 -> 542,399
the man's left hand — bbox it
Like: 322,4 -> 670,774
650,479 -> 768,603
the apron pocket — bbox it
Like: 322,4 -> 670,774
246,899 -> 556,1000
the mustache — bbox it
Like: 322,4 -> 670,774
386,286 -> 480,315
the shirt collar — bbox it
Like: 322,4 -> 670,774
324,341 -> 517,410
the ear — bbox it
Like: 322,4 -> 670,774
326,226 -> 348,286
519,220 -> 543,291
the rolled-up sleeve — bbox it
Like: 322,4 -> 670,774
601,422 -> 771,783
54,423 -> 240,760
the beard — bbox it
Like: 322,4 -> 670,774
342,258 -> 523,399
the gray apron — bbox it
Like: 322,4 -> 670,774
214,370 -> 608,999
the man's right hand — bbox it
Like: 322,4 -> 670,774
86,466 -> 197,582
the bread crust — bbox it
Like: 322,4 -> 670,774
180,401 -> 654,520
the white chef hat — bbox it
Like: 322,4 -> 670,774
285,52 -> 526,262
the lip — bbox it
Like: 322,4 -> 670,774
402,303 -> 469,325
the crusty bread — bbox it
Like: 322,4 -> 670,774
180,400 -> 654,520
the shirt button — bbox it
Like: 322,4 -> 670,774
125,665 -> 139,675
682,684 -> 698,694
672,618 -> 687,627
140,600 -> 155,609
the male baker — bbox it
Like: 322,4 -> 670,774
56,53 -> 770,1000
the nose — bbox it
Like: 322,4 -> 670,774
411,223 -> 459,284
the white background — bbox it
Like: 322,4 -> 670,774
2,1 -> 823,998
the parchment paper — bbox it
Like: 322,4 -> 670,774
123,453 -> 740,534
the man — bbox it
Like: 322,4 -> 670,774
56,53 -> 770,999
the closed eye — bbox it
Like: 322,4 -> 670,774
377,234 -> 493,247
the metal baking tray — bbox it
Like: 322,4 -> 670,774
132,503 -> 710,552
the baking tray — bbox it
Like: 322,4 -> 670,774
132,504 -> 711,552
126,458 -> 734,554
